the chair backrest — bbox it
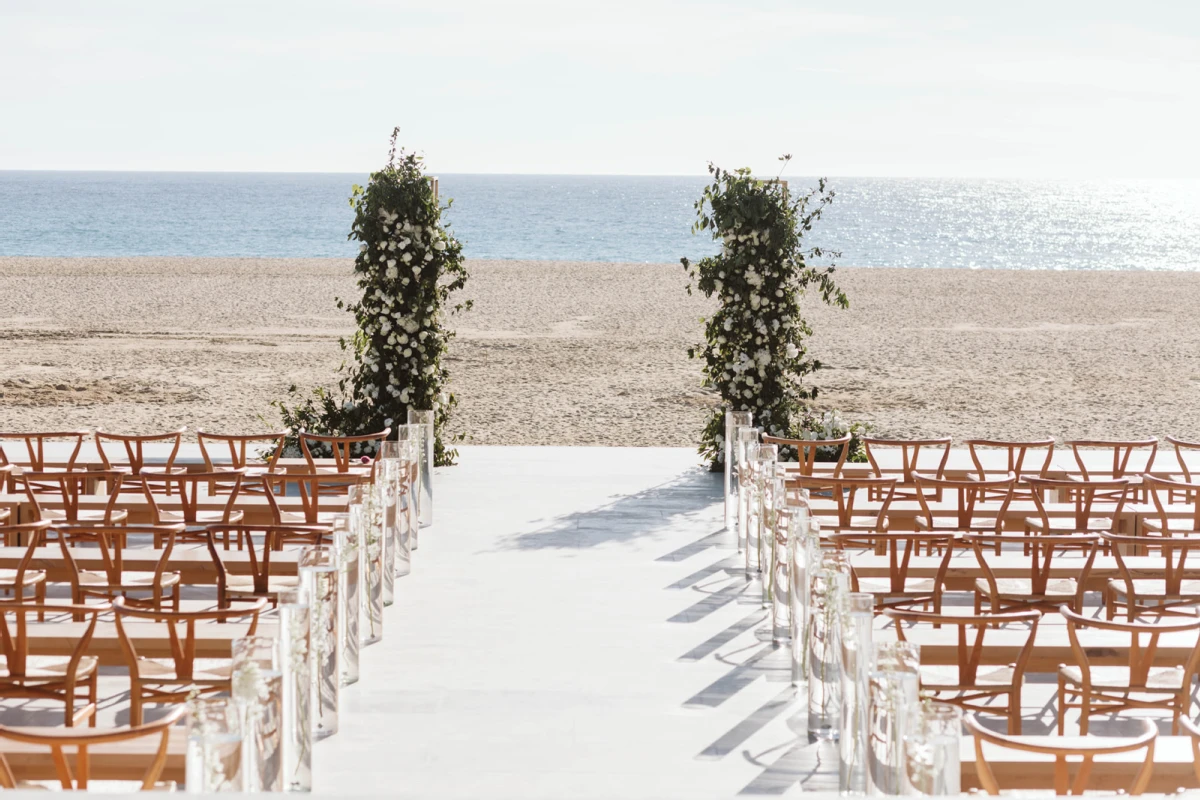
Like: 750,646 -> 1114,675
885,608 -> 1041,686
196,429 -> 288,474
261,473 -> 360,525
0,704 -> 185,790
788,475 -> 897,532
0,601 -> 108,681
1025,476 -> 1130,533
93,429 -> 185,475
964,533 -> 1098,602
965,713 -> 1156,796
137,469 -> 244,525
1166,436 -> 1200,483
57,524 -> 184,594
913,472 -> 1016,532
204,524 -> 326,596
0,431 -> 90,474
831,531 -> 957,595
113,597 -> 265,681
1066,439 -> 1157,481
0,521 -> 50,602
1180,715 -> 1200,786
1061,604 -> 1200,691
1102,530 -> 1200,599
298,428 -> 390,473
760,434 -> 850,477
19,471 -> 125,524
964,438 -> 1054,493
861,437 -> 952,498
1143,474 -> 1200,532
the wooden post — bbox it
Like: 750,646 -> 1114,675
429,176 -> 439,203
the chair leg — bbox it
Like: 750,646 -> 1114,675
36,582 -> 46,622
129,683 -> 143,727
1078,689 -> 1090,735
1057,675 -> 1067,735
64,684 -> 76,728
89,672 -> 98,727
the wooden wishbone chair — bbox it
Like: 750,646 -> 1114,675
205,524 -> 325,611
196,429 -> 289,494
1024,476 -> 1130,553
885,608 -> 1041,733
965,532 -> 1098,615
1181,714 -> 1200,786
0,601 -> 108,727
0,520 -> 49,613
1066,438 -> 1157,501
760,433 -> 850,477
788,475 -> 896,543
831,531 -> 955,613
914,472 -> 1016,554
298,428 -> 391,476
0,430 -> 90,493
1058,604 -> 1200,735
1101,531 -> 1200,620
19,471 -> 128,531
93,429 -> 185,494
1165,437 -> 1200,501
861,436 -> 952,501
137,469 -> 245,549
0,704 -> 185,791
57,524 -> 185,614
964,438 -> 1055,501
965,713 -> 1156,796
1141,474 -> 1200,537
0,467 -> 9,527
261,472 -> 360,527
113,596 -> 266,725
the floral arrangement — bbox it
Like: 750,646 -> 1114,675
273,129 -> 470,466
681,157 -> 849,469
796,409 -> 872,462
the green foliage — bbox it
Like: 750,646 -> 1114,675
272,129 -> 470,466
681,157 -> 849,469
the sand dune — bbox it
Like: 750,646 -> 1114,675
2,257 -> 1199,446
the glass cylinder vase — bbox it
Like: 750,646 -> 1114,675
362,478 -> 385,645
838,592 -> 875,795
393,437 -> 417,578
335,510 -> 361,687
396,423 -> 423,552
807,564 -> 848,741
867,642 -> 922,796
725,410 -> 753,532
768,465 -> 795,642
754,444 -> 780,605
376,453 -> 399,607
789,518 -> 821,686
186,696 -> 244,793
905,701 -> 962,797
232,636 -> 284,793
407,409 -> 434,530
277,588 -> 312,793
735,426 -> 761,556
299,545 -> 339,741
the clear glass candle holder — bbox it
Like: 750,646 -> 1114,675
277,588 -> 312,793
298,545 -> 339,741
868,642 -> 922,796
186,696 -> 244,793
905,701 -> 962,797
232,636 -> 284,793
396,424 -> 423,551
407,409 -> 434,530
335,512 -> 361,686
725,410 -> 753,532
839,592 -> 875,795
735,426 -> 761,555
807,565 -> 847,741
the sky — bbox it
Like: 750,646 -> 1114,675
1,0 -> 1198,178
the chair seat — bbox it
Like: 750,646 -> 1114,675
1024,517 -> 1112,533
276,511 -> 341,526
915,517 -> 999,532
815,516 -> 889,534
0,655 -> 98,681
161,510 -> 245,525
1107,578 -> 1200,599
858,578 -> 939,596
919,664 -> 1016,689
43,509 -> 129,525
225,574 -> 300,595
134,657 -> 232,684
1141,519 -> 1200,535
0,569 -> 46,588
1058,664 -> 1186,691
77,570 -> 182,591
976,577 -> 1079,597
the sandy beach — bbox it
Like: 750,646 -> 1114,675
2,257 -> 1199,447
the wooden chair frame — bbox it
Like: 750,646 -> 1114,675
0,601 -> 108,727
1142,473 -> 1200,537
136,469 -> 245,549
93,429 -> 184,479
1101,531 -> 1200,620
914,472 -> 1016,553
965,533 -> 1098,615
0,704 -> 184,791
113,596 -> 265,725
298,428 -> 390,474
1024,476 -> 1130,553
0,521 -> 49,614
19,471 -> 127,529
965,713 -> 1155,796
788,475 -> 896,539
197,429 -> 288,494
205,524 -> 326,611
861,436 -> 952,501
57,525 -> 185,614
0,467 -> 8,526
1180,714 -> 1200,786
760,434 -> 850,477
886,608 -> 1041,733
831,531 -> 955,613
1067,438 -> 1157,501
0,431 -> 90,493
1058,604 -> 1200,735
261,472 -> 361,527
964,439 -> 1054,501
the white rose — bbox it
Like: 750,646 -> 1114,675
402,253 -> 412,263
433,240 -> 446,251
786,343 -> 799,359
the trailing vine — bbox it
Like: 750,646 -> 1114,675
273,129 -> 470,465
681,157 -> 848,469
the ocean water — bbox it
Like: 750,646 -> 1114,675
0,171 -> 1197,270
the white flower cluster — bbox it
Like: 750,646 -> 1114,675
801,410 -> 847,441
